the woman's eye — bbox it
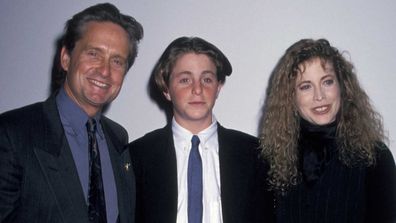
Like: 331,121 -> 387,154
299,84 -> 311,91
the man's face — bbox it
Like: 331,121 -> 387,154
164,53 -> 223,133
61,21 -> 130,117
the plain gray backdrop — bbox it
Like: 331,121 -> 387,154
1,0 -> 395,157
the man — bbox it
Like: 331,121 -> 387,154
129,37 -> 273,223
0,3 -> 143,223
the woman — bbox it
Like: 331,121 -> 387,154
259,38 -> 396,222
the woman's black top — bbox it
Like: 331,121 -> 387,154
276,119 -> 396,223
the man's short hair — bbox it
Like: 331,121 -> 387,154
62,3 -> 143,70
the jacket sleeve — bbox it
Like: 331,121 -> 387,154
0,121 -> 22,222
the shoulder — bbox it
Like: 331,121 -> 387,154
101,116 -> 128,142
129,126 -> 169,148
217,125 -> 261,158
374,142 -> 395,166
101,116 -> 127,134
218,125 -> 259,146
366,142 -> 396,185
0,94 -> 59,128
128,126 -> 170,162
0,101 -> 49,156
0,102 -> 45,128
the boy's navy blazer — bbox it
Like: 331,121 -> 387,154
129,123 -> 274,223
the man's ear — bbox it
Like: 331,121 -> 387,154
60,46 -> 70,72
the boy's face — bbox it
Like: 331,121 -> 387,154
164,53 -> 223,132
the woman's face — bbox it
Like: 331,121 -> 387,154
295,58 -> 341,125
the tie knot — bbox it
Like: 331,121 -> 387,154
191,135 -> 200,148
86,118 -> 97,134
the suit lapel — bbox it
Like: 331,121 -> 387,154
152,125 -> 178,221
165,125 -> 178,214
218,125 -> 232,221
159,125 -> 179,220
217,125 -> 245,222
101,119 -> 134,223
217,124 -> 261,222
33,96 -> 88,222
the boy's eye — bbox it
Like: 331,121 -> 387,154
203,78 -> 213,83
323,79 -> 334,86
179,78 -> 190,84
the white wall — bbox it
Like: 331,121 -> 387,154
1,0 -> 395,157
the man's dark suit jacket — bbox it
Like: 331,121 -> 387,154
0,95 -> 135,223
129,124 -> 274,223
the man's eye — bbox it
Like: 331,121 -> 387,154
111,58 -> 126,68
87,50 -> 97,57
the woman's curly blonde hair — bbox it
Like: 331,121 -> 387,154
259,39 -> 386,192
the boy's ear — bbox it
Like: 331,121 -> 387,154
163,91 -> 171,101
